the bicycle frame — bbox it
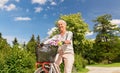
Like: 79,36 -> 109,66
35,62 -> 60,73
36,62 -> 50,73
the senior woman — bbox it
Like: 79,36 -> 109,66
44,20 -> 74,73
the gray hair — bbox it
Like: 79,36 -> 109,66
57,20 -> 67,25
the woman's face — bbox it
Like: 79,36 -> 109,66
58,22 -> 66,32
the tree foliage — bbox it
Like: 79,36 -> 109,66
0,33 -> 2,38
26,34 -> 37,54
0,34 -> 37,73
0,34 -> 10,50
0,47 -> 36,73
36,35 -> 40,44
12,37 -> 19,45
93,14 -> 120,63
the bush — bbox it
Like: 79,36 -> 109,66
74,53 -> 87,71
0,46 -> 11,72
0,48 -> 36,73
60,63 -> 64,73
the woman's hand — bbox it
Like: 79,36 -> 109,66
40,43 -> 44,47
64,40 -> 71,44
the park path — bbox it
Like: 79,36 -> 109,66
86,66 -> 120,73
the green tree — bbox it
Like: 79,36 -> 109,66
112,38 -> 120,62
0,33 -> 36,73
30,34 -> 35,42
12,37 -> 19,49
12,37 -> 19,46
0,33 -> 11,72
23,42 -> 26,48
36,35 -> 40,44
0,38 -> 10,50
0,48 -> 36,73
0,33 -> 2,38
93,14 -> 120,63
27,34 -> 37,54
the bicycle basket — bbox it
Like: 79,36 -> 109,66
35,44 -> 58,62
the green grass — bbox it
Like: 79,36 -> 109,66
88,62 -> 120,67
76,68 -> 89,73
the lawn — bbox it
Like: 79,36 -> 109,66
88,62 -> 120,67
77,68 -> 89,73
72,62 -> 120,73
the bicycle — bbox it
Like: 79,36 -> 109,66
34,44 -> 60,73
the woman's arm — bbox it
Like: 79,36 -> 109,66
43,35 -> 58,44
64,31 -> 73,44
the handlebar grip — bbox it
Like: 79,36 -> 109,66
40,43 -> 44,47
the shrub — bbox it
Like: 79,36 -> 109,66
0,48 -> 36,73
74,53 -> 87,71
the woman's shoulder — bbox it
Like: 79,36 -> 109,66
67,31 -> 73,34
53,34 -> 59,38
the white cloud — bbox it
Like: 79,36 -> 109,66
34,7 -> 43,13
47,27 -> 57,36
0,0 -> 9,9
86,31 -> 94,36
110,19 -> 120,25
50,1 -> 56,5
0,0 -> 16,11
32,0 -> 47,5
60,0 -> 64,2
15,0 -> 20,2
4,4 -> 16,11
14,17 -> 31,21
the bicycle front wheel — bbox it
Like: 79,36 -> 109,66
34,64 -> 60,73
49,63 -> 60,73
34,67 -> 44,73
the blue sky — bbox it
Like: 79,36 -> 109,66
0,0 -> 120,44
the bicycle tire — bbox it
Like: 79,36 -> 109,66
34,66 -> 50,73
34,67 -> 43,73
34,67 -> 56,73
34,64 -> 60,73
49,63 -> 60,73
51,66 -> 57,73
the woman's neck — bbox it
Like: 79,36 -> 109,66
60,30 -> 66,36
